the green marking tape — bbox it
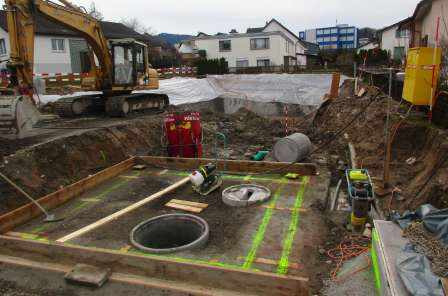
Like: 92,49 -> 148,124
242,181 -> 286,269
277,176 -> 309,275
16,232 -> 50,243
371,229 -> 382,295
30,171 -> 140,234
128,249 -> 246,270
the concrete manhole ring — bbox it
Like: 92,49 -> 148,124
222,184 -> 271,207
130,214 -> 209,254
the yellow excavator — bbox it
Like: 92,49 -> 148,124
0,0 -> 169,139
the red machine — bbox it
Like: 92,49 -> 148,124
163,112 -> 203,158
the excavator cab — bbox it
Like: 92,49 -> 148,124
110,39 -> 156,89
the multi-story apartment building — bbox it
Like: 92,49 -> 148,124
299,24 -> 358,50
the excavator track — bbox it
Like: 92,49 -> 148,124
54,93 -> 169,118
105,93 -> 169,117
54,95 -> 103,117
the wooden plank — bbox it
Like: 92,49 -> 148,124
56,177 -> 190,243
0,254 -> 245,296
170,199 -> 209,209
0,235 -> 309,296
0,157 -> 136,234
165,202 -> 203,213
139,156 -> 318,176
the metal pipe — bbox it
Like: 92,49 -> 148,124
331,178 -> 343,211
0,171 -> 56,220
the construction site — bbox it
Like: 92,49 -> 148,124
0,0 -> 448,295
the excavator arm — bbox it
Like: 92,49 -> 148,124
5,0 -> 113,91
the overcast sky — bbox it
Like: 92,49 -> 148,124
3,0 -> 422,35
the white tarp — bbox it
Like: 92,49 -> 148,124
39,74 -> 343,106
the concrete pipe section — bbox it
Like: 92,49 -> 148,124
130,214 -> 209,254
222,184 -> 271,207
273,133 -> 312,163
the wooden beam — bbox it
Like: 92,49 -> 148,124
0,254 -> 245,296
0,235 -> 309,296
56,177 -> 190,243
139,156 -> 318,176
0,157 -> 136,234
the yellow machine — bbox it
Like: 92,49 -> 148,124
0,0 -> 168,139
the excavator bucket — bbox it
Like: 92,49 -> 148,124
0,95 -> 41,139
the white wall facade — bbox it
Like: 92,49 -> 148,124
194,33 -> 297,68
381,25 -> 410,58
192,18 -> 312,68
415,0 -> 448,46
0,27 -> 75,73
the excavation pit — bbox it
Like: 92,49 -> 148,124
130,214 -> 209,254
0,156 -> 329,295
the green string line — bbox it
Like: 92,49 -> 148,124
242,181 -> 286,269
164,171 -> 289,183
30,171 -> 140,234
277,176 -> 309,275
128,249 -> 248,270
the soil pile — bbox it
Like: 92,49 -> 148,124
309,79 -> 448,212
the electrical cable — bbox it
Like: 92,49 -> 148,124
326,235 -> 371,281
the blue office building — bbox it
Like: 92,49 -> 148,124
299,25 -> 358,50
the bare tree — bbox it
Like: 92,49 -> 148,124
121,17 -> 156,35
88,1 -> 103,20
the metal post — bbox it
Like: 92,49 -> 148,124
383,68 -> 393,188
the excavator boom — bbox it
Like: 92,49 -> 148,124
0,0 -> 168,139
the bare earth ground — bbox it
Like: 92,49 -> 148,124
1,79 -> 447,294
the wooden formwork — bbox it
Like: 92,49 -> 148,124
0,156 -> 317,295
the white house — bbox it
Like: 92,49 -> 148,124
181,19 -> 320,69
378,18 -> 412,61
0,10 -> 144,74
357,40 -> 380,54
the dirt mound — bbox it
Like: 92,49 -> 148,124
0,117 -> 164,215
309,79 -> 448,212
0,105 -> 292,215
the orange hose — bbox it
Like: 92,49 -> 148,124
327,235 -> 371,280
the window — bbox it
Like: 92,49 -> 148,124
331,28 -> 338,34
317,29 -> 324,35
346,35 -> 354,41
51,38 -> 65,52
393,46 -> 405,60
340,28 -> 347,34
317,37 -> 324,43
347,28 -> 355,34
219,40 -> 231,51
396,29 -> 409,38
250,38 -> 270,50
257,59 -> 270,67
324,28 -> 331,34
236,60 -> 249,68
0,39 -> 6,56
331,36 -> 338,41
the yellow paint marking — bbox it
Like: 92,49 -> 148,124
261,205 -> 308,212
158,169 -> 169,176
80,198 -> 101,203
119,175 -> 140,179
238,256 -> 302,270
119,245 -> 132,252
